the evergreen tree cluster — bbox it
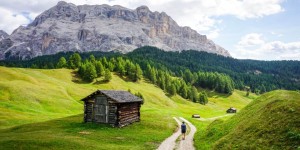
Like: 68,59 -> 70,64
61,53 -> 143,83
196,72 -> 234,94
144,64 -> 209,104
56,53 -> 212,104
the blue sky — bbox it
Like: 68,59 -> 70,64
214,0 -> 300,60
0,0 -> 299,60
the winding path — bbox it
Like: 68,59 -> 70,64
178,117 -> 196,150
157,114 -> 234,150
157,117 -> 196,150
157,117 -> 182,150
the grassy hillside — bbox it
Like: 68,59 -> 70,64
197,90 -> 300,150
0,66 -> 253,149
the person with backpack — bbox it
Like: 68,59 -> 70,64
181,121 -> 186,140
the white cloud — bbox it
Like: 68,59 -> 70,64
238,33 -> 265,47
0,7 -> 29,34
270,31 -> 283,37
0,0 -> 58,13
0,0 -> 285,36
233,33 -> 300,60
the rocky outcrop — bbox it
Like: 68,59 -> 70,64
0,30 -> 8,41
0,1 -> 230,60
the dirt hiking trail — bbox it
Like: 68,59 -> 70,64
157,117 -> 196,150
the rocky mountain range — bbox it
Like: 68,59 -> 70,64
0,1 -> 230,60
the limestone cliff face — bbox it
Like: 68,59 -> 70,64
0,1 -> 230,60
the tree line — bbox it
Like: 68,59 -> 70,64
126,46 -> 300,94
53,53 -> 235,105
1,46 -> 299,95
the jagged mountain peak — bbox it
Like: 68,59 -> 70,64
0,1 -> 230,60
0,30 -> 9,41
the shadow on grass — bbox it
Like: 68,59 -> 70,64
210,93 -> 231,98
70,71 -> 92,84
205,90 -> 231,98
118,76 -> 133,82
93,79 -> 109,84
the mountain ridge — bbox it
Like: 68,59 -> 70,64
0,1 -> 230,60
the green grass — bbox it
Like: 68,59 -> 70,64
195,90 -> 300,150
0,66 -> 253,149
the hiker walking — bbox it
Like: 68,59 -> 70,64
181,121 -> 186,140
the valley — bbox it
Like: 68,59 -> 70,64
0,1 -> 299,149
0,66 -> 255,149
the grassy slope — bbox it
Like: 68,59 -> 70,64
197,90 -> 300,150
0,66 -> 253,149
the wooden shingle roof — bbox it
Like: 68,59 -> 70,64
228,107 -> 237,110
81,90 -> 143,103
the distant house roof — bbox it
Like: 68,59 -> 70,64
229,107 -> 237,110
81,90 -> 143,103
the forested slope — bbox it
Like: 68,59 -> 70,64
1,46 -> 299,93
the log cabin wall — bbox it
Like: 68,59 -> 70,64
84,100 -> 94,122
82,90 -> 143,127
117,102 -> 141,127
108,100 -> 118,126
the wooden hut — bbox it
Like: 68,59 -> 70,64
81,90 -> 143,127
226,107 -> 237,113
192,114 -> 201,118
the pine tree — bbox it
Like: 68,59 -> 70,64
125,60 -> 132,76
145,64 -> 152,79
158,75 -> 166,91
168,84 -> 176,95
183,69 -> 194,84
127,62 -> 136,81
104,68 -> 112,82
68,53 -> 82,69
135,64 -> 143,82
78,63 -> 86,77
56,57 -> 67,68
116,57 -> 126,76
101,57 -> 108,68
224,76 -> 234,94
117,61 -> 126,76
191,86 -> 198,102
199,91 -> 208,105
108,62 -> 115,71
150,67 -> 157,84
187,86 -> 198,102
110,58 -> 117,66
89,55 -> 96,64
246,87 -> 250,97
95,61 -> 105,77
180,82 -> 188,99
83,62 -> 97,82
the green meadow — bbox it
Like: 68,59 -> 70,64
0,66 -> 257,149
194,90 -> 300,150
